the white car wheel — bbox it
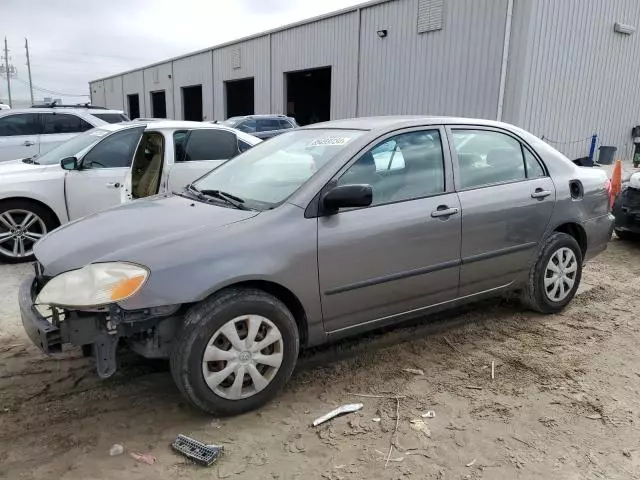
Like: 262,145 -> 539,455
201,314 -> 284,400
543,247 -> 578,302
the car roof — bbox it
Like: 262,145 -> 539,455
230,114 -> 291,120
140,120 -> 244,130
113,120 -> 261,144
0,107 -> 125,115
301,116 -> 516,132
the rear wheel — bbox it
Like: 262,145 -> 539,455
170,288 -> 299,415
0,200 -> 59,263
521,232 -> 583,314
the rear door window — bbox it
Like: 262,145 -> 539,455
0,113 -> 41,136
452,129 -> 527,189
42,113 -> 93,134
181,129 -> 239,162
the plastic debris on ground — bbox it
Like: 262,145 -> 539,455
109,444 -> 124,456
130,451 -> 157,465
172,434 -> 224,467
313,403 -> 363,427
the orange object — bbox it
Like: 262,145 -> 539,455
610,159 -> 623,207
110,275 -> 146,301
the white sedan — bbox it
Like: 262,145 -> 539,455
0,121 -> 260,263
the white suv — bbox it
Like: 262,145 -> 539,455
0,104 -> 129,163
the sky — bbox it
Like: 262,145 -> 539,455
1,0 -> 363,105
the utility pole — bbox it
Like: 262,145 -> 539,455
3,38 -> 12,107
24,38 -> 34,105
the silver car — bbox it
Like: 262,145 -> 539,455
19,116 -> 614,415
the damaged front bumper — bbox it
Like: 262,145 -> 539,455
613,188 -> 640,234
19,274 -> 181,379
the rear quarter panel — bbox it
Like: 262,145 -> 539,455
527,130 -> 612,258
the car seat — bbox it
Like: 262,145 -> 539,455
134,137 -> 163,198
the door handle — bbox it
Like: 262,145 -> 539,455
106,182 -> 121,188
431,206 -> 460,218
531,189 -> 552,199
23,140 -> 35,147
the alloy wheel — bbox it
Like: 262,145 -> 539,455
544,247 -> 578,302
0,209 -> 47,259
201,315 -> 284,400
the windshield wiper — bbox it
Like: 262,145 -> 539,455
200,189 -> 249,210
184,183 -> 204,199
184,184 -> 249,210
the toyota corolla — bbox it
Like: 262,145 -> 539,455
20,116 -> 614,415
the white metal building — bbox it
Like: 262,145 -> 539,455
90,0 -> 640,161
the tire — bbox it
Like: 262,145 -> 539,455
615,228 -> 634,241
0,199 -> 59,264
170,288 -> 300,416
521,232 -> 583,314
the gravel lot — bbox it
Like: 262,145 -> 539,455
1,238 -> 639,479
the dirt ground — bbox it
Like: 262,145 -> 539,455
1,239 -> 640,480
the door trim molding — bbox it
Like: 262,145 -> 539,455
461,241 -> 537,265
326,282 -> 512,336
325,259 -> 461,296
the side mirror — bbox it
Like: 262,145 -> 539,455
60,157 -> 78,170
322,184 -> 373,213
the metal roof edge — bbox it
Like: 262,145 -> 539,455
90,0 -> 395,83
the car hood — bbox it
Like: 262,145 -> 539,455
34,194 -> 259,276
0,159 -> 54,178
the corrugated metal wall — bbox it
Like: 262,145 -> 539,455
89,81 -> 106,107
173,52 -> 213,120
122,71 -> 146,118
271,12 -> 359,119
104,77 -> 124,110
213,36 -> 270,120
357,0 -> 508,118
143,62 -> 174,118
504,0 -> 640,160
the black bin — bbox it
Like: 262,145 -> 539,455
598,146 -> 617,165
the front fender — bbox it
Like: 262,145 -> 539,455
115,204 -> 323,337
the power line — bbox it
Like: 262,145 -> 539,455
44,49 -> 153,63
12,76 -> 89,97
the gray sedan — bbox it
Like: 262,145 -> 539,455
20,116 -> 614,415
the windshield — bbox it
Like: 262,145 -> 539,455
36,128 -> 111,165
193,129 -> 365,210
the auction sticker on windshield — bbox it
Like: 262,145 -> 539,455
308,136 -> 352,147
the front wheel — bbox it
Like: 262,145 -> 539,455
521,232 -> 583,314
0,200 -> 58,263
170,288 -> 299,415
